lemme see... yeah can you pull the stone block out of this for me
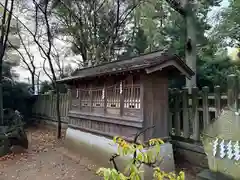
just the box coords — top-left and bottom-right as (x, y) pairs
(197, 169), (232, 180)
(64, 127), (175, 179)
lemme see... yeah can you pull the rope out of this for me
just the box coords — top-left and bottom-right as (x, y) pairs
(75, 83), (140, 91)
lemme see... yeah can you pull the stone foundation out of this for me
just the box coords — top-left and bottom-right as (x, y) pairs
(65, 127), (175, 179)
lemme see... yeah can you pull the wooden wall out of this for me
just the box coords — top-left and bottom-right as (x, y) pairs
(67, 73), (143, 140)
(141, 71), (169, 140)
(69, 74), (142, 119)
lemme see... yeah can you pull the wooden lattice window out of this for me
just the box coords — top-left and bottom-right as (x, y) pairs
(92, 88), (104, 107)
(124, 84), (140, 109)
(81, 89), (90, 107)
(106, 85), (120, 108)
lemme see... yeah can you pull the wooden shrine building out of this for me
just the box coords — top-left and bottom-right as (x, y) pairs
(58, 51), (194, 141)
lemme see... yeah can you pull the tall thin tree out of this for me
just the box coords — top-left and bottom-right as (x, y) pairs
(0, 0), (15, 125)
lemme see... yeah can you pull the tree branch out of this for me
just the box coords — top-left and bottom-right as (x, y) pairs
(16, 23), (35, 70)
(8, 40), (33, 74)
(2, 0), (14, 54)
(0, 0), (9, 52)
(42, 58), (53, 82)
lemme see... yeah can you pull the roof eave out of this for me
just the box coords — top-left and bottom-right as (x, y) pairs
(145, 58), (195, 79)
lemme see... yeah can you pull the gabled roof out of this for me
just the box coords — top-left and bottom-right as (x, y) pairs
(57, 50), (194, 83)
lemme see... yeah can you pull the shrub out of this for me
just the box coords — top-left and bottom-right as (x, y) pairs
(96, 135), (184, 180)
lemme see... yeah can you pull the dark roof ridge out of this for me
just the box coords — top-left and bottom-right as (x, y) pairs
(71, 49), (171, 76)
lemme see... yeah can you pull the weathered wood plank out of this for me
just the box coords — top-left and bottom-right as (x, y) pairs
(182, 87), (189, 138)
(202, 86), (209, 129)
(90, 86), (93, 112)
(173, 88), (181, 137)
(192, 87), (200, 141)
(227, 74), (238, 110)
(120, 81), (124, 116)
(103, 85), (107, 114)
(214, 85), (221, 117)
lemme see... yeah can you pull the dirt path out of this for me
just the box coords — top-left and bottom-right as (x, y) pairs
(0, 126), (100, 180)
(0, 125), (200, 180)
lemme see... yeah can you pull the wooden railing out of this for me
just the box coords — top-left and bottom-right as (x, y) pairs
(169, 74), (239, 143)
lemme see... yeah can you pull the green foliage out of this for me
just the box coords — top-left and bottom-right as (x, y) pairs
(40, 81), (67, 94)
(213, 0), (240, 47)
(40, 81), (53, 94)
(52, 0), (237, 90)
(96, 137), (184, 180)
(2, 81), (35, 124)
(53, 0), (135, 64)
(0, 60), (35, 125)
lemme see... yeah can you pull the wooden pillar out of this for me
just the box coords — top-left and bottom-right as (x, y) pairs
(214, 85), (221, 117)
(103, 85), (107, 114)
(202, 86), (209, 129)
(173, 88), (181, 136)
(50, 91), (53, 118)
(168, 89), (173, 136)
(78, 88), (82, 110)
(227, 74), (238, 111)
(192, 87), (200, 141)
(182, 87), (190, 138)
(67, 88), (72, 112)
(90, 86), (93, 112)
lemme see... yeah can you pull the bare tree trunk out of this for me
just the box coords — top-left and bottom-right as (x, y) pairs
(32, 0), (62, 138)
(37, 72), (40, 94)
(0, 0), (14, 125)
(31, 71), (35, 93)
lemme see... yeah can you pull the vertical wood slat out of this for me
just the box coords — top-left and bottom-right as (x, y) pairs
(90, 86), (93, 112)
(120, 82), (124, 116)
(40, 95), (43, 116)
(168, 89), (173, 135)
(62, 94), (65, 118)
(173, 88), (181, 136)
(65, 94), (68, 121)
(140, 80), (144, 120)
(202, 86), (209, 129)
(43, 96), (45, 115)
(45, 95), (48, 117)
(227, 74), (238, 110)
(60, 94), (63, 117)
(214, 85), (221, 118)
(49, 95), (52, 117)
(63, 94), (65, 118)
(182, 87), (189, 138)
(79, 89), (82, 110)
(67, 89), (72, 114)
(48, 95), (50, 117)
(44, 95), (47, 116)
(53, 95), (56, 117)
(192, 87), (200, 141)
(104, 85), (107, 113)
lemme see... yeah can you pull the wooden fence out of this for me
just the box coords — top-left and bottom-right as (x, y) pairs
(32, 74), (240, 144)
(169, 74), (239, 143)
(32, 93), (69, 123)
